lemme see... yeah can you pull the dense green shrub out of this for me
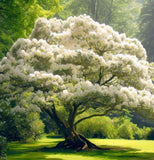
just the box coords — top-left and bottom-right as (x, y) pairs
(77, 115), (151, 140)
(0, 136), (7, 160)
(132, 126), (144, 139)
(0, 101), (44, 142)
(132, 125), (150, 140)
(113, 117), (151, 140)
(146, 128), (154, 140)
(117, 119), (140, 139)
(29, 118), (45, 141)
(117, 123), (134, 139)
(77, 116), (117, 139)
(8, 111), (45, 142)
(0, 100), (44, 159)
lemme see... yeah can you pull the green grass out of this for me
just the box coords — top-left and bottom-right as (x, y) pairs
(7, 135), (154, 160)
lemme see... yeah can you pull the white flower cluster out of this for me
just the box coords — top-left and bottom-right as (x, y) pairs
(11, 105), (26, 113)
(60, 81), (154, 111)
(104, 53), (153, 90)
(30, 15), (146, 60)
(56, 48), (106, 67)
(29, 71), (64, 88)
(0, 15), (153, 112)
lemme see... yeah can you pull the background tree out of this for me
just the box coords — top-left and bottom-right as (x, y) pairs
(0, 15), (153, 150)
(139, 0), (154, 62)
(59, 0), (142, 36)
(0, 0), (62, 59)
(37, 0), (62, 13)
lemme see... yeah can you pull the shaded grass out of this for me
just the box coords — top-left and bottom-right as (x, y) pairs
(7, 136), (154, 160)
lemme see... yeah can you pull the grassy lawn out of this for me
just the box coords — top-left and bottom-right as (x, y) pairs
(7, 135), (154, 160)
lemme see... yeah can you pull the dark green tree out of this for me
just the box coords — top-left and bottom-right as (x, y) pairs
(139, 0), (154, 62)
(0, 0), (35, 57)
(38, 0), (62, 11)
(0, 0), (62, 59)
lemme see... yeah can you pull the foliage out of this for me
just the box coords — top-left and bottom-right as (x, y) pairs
(117, 120), (135, 139)
(0, 15), (153, 149)
(0, 136), (7, 160)
(77, 116), (117, 138)
(114, 117), (151, 139)
(29, 118), (45, 141)
(40, 112), (60, 134)
(0, 31), (14, 60)
(0, 100), (44, 142)
(146, 128), (154, 140)
(0, 0), (62, 59)
(139, 0), (154, 62)
(37, 0), (62, 13)
(60, 0), (142, 37)
(77, 116), (150, 140)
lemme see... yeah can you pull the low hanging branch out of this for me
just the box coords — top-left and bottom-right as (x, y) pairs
(74, 107), (113, 126)
(76, 106), (88, 115)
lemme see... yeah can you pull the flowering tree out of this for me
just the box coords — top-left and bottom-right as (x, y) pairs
(0, 15), (154, 150)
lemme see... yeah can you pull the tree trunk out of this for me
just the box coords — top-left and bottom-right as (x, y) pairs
(55, 127), (101, 151)
(44, 105), (101, 151)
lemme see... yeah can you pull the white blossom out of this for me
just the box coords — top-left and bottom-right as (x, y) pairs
(0, 15), (153, 113)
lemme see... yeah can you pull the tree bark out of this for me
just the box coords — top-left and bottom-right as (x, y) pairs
(55, 127), (101, 151)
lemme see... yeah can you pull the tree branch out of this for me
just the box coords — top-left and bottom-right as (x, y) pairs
(96, 67), (102, 84)
(68, 103), (79, 128)
(74, 107), (113, 126)
(75, 97), (98, 115)
(101, 75), (115, 86)
(76, 106), (88, 115)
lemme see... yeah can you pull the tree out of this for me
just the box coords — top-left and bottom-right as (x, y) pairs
(0, 15), (154, 150)
(60, 0), (141, 36)
(0, 0), (62, 59)
(139, 0), (154, 62)
(37, 0), (62, 12)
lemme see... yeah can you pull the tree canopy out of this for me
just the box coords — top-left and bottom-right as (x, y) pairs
(0, 15), (154, 150)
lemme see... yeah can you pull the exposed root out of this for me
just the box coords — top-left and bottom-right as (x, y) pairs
(54, 134), (102, 151)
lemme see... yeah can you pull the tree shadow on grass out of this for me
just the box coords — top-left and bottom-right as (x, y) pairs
(7, 140), (65, 160)
(46, 135), (63, 138)
(8, 140), (154, 160)
(8, 140), (61, 155)
(8, 152), (64, 160)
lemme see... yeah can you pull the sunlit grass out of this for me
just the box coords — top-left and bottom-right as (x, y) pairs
(90, 139), (154, 153)
(7, 135), (154, 160)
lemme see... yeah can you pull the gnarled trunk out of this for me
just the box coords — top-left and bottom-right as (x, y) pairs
(44, 104), (101, 151)
(55, 127), (101, 151)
